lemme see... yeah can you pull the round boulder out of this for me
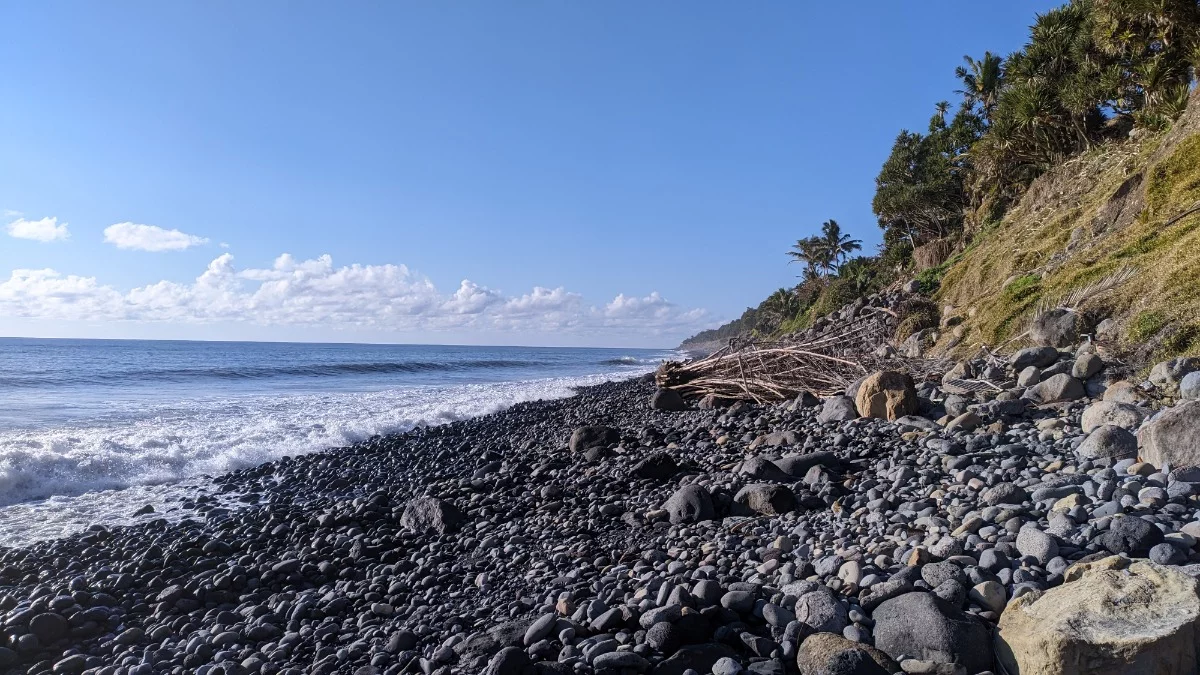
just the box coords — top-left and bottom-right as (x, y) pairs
(663, 484), (715, 524)
(1139, 401), (1200, 469)
(872, 592), (991, 673)
(796, 632), (897, 675)
(854, 371), (918, 421)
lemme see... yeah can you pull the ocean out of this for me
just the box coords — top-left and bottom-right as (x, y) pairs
(0, 337), (673, 546)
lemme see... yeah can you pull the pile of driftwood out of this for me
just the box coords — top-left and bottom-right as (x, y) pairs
(657, 320), (945, 403)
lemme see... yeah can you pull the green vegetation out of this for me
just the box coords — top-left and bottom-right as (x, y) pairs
(683, 0), (1200, 358)
(1129, 310), (1168, 342)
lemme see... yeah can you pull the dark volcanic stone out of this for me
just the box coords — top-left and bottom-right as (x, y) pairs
(633, 453), (681, 480)
(1094, 515), (1165, 555)
(569, 425), (620, 453)
(872, 592), (992, 673)
(664, 484), (715, 524)
(650, 388), (688, 411)
(29, 613), (68, 644)
(400, 497), (466, 534)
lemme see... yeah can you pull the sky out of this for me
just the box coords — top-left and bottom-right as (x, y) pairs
(0, 1), (1061, 347)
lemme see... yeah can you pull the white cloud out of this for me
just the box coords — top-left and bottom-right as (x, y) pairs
(3, 209), (24, 218)
(6, 216), (70, 242)
(103, 222), (209, 251)
(0, 253), (709, 340)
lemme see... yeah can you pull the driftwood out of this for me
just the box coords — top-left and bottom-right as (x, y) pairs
(658, 319), (948, 403)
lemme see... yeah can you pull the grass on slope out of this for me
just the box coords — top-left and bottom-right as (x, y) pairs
(936, 131), (1200, 360)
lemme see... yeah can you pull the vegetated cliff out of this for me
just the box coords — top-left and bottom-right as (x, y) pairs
(683, 86), (1200, 368)
(934, 85), (1200, 365)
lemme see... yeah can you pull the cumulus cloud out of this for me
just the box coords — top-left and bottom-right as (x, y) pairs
(103, 222), (209, 251)
(6, 216), (70, 242)
(0, 253), (709, 339)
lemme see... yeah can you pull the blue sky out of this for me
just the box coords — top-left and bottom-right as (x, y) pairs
(0, 1), (1060, 347)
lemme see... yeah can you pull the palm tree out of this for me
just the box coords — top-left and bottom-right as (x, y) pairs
(955, 52), (1004, 122)
(820, 220), (862, 272)
(761, 288), (802, 325)
(786, 236), (824, 277)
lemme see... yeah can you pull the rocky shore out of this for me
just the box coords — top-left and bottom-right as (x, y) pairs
(2, 347), (1200, 675)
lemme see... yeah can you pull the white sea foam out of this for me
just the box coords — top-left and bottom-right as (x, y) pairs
(0, 369), (647, 545)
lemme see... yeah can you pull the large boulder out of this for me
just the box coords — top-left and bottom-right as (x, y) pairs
(650, 388), (688, 411)
(1149, 357), (1200, 391)
(736, 457), (792, 482)
(401, 497), (466, 534)
(854, 371), (918, 421)
(732, 484), (796, 516)
(663, 485), (715, 524)
(1031, 308), (1082, 347)
(1023, 373), (1085, 404)
(1139, 401), (1200, 469)
(817, 396), (859, 424)
(1011, 346), (1060, 370)
(1093, 515), (1164, 555)
(774, 451), (839, 478)
(1081, 400), (1147, 433)
(872, 592), (992, 673)
(796, 633), (897, 675)
(568, 426), (620, 453)
(1075, 424), (1138, 461)
(1182, 371), (1200, 401)
(793, 588), (849, 634)
(996, 557), (1200, 675)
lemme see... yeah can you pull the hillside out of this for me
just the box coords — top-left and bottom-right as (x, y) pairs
(934, 85), (1200, 365)
(682, 0), (1200, 369)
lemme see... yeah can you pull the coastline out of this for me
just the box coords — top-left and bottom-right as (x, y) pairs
(3, 355), (1199, 675)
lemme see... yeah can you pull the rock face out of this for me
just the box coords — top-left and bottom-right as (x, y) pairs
(1139, 401), (1200, 469)
(650, 388), (688, 411)
(796, 633), (897, 675)
(996, 557), (1200, 675)
(854, 371), (917, 422)
(872, 592), (991, 673)
(400, 497), (466, 534)
(568, 425), (619, 453)
(663, 484), (715, 524)
(817, 396), (859, 423)
(1031, 308), (1081, 348)
(1081, 401), (1147, 432)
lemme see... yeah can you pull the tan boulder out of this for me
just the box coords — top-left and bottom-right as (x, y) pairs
(854, 371), (918, 421)
(996, 556), (1200, 675)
